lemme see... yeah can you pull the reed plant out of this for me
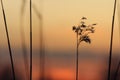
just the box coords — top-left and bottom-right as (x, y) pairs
(0, 0), (15, 80)
(72, 17), (96, 80)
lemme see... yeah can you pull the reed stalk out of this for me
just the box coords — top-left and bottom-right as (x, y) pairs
(32, 4), (45, 79)
(107, 0), (117, 80)
(30, 0), (32, 80)
(1, 0), (15, 80)
(20, 0), (29, 80)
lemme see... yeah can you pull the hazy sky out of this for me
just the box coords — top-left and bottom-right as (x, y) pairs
(0, 0), (120, 55)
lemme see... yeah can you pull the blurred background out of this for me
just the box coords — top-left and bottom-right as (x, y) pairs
(0, 0), (120, 80)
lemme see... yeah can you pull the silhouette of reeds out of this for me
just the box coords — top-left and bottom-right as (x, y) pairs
(0, 0), (16, 80)
(72, 17), (96, 80)
(30, 0), (32, 79)
(21, 0), (44, 79)
(107, 0), (117, 80)
(20, 0), (29, 80)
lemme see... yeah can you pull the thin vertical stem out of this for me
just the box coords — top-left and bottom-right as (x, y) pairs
(39, 15), (45, 79)
(32, 4), (45, 79)
(0, 0), (15, 80)
(114, 61), (120, 80)
(20, 15), (29, 80)
(108, 0), (117, 80)
(76, 32), (78, 80)
(30, 0), (32, 80)
(20, 0), (29, 79)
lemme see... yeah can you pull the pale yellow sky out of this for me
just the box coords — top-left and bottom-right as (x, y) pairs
(0, 0), (120, 54)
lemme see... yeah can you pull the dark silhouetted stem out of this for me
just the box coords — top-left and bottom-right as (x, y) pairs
(1, 0), (16, 80)
(76, 32), (79, 80)
(30, 0), (32, 80)
(108, 0), (117, 80)
(114, 61), (120, 80)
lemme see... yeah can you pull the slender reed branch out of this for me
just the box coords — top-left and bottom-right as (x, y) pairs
(20, 0), (29, 80)
(114, 61), (120, 80)
(20, 18), (29, 80)
(30, 0), (32, 80)
(32, 4), (42, 19)
(0, 0), (16, 80)
(32, 4), (45, 79)
(108, 0), (117, 80)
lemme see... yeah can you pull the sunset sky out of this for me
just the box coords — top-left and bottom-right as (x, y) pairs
(0, 0), (120, 80)
(0, 0), (120, 52)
